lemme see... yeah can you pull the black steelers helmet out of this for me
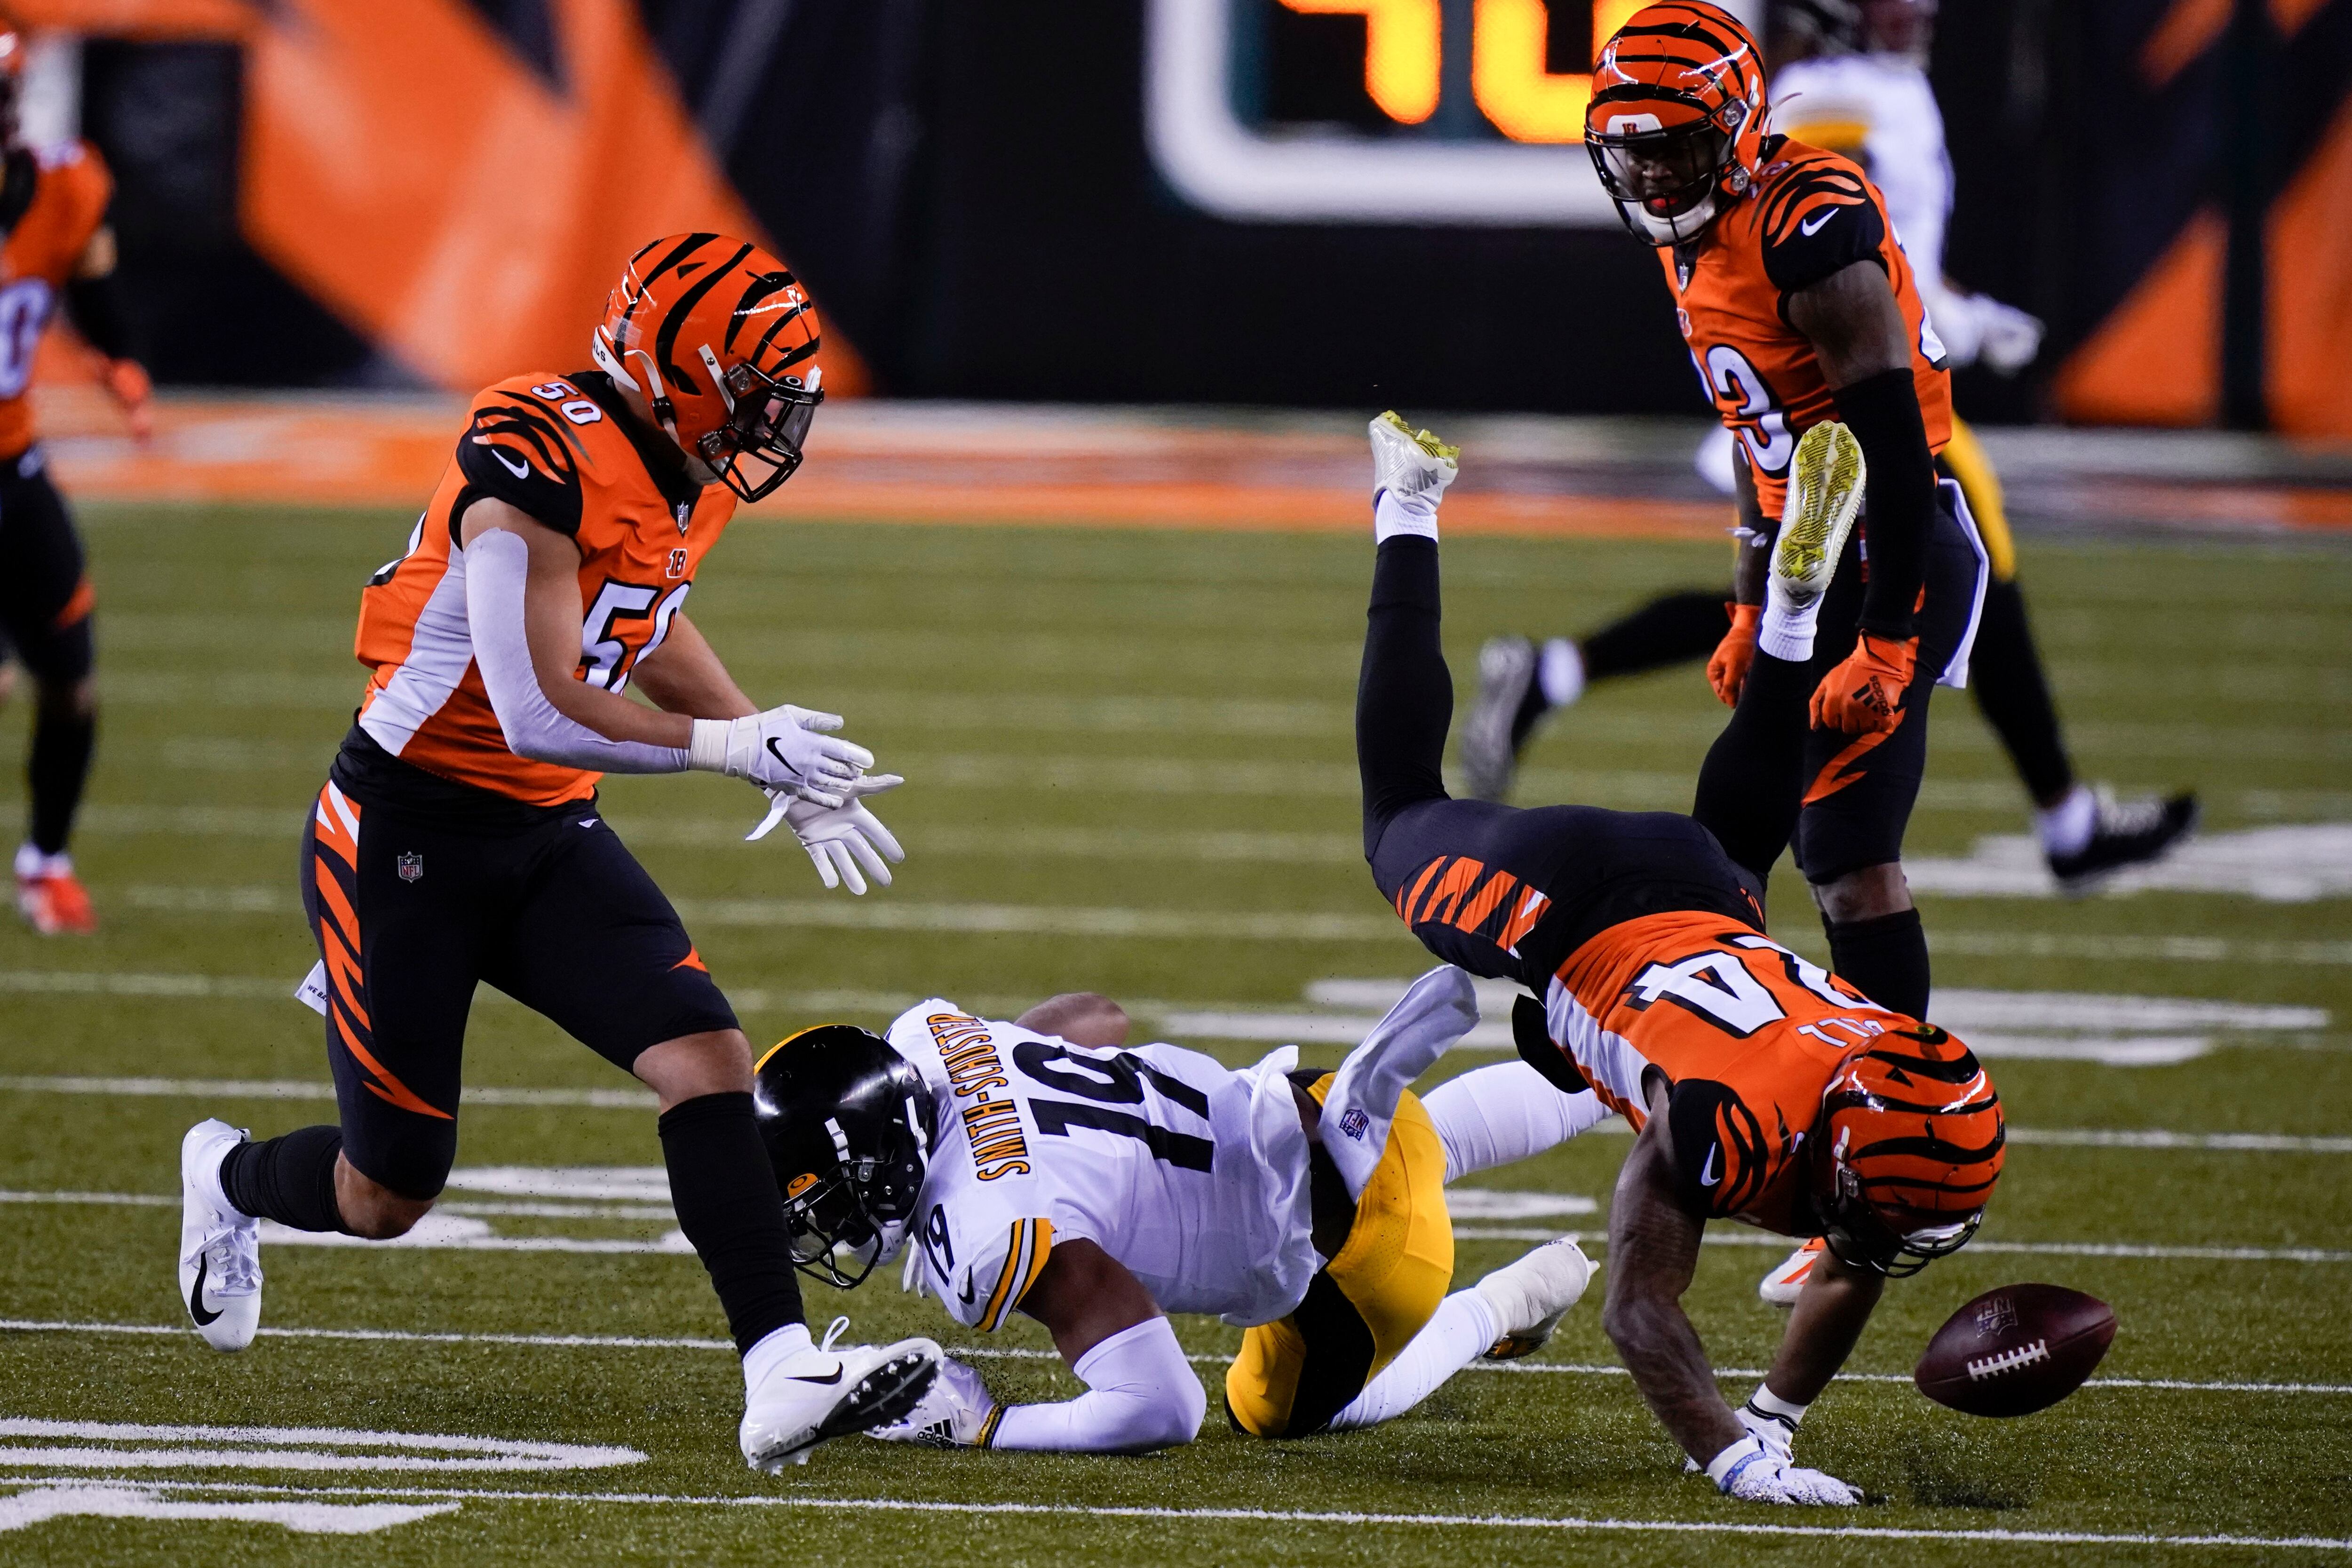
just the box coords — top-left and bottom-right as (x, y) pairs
(751, 1024), (935, 1289)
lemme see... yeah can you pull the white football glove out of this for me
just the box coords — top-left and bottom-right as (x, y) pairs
(1972, 295), (2046, 375)
(866, 1355), (1000, 1448)
(689, 704), (872, 807)
(1705, 1434), (1861, 1506)
(748, 773), (905, 895)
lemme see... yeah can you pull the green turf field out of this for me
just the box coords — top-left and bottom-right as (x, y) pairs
(0, 504), (2347, 1563)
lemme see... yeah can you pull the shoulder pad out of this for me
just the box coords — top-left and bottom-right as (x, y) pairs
(455, 393), (587, 536)
(1755, 150), (1885, 295)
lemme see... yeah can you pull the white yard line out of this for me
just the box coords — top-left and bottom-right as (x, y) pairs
(6, 1189), (2343, 1262)
(8, 1319), (2348, 1397)
(0, 1473), (2341, 1551)
(9, 1074), (2352, 1154)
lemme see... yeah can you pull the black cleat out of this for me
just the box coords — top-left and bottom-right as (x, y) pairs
(2048, 789), (2200, 895)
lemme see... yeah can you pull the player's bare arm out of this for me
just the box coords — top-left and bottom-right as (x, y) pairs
(1764, 1238), (1884, 1404)
(1012, 992), (1131, 1047)
(630, 612), (756, 722)
(1783, 258), (1914, 388)
(458, 497), (697, 751)
(1017, 1237), (1163, 1365)
(1601, 1073), (1745, 1464)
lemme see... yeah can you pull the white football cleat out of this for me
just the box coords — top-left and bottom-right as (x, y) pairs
(741, 1322), (942, 1472)
(178, 1119), (262, 1352)
(1369, 410), (1460, 506)
(1771, 421), (1865, 611)
(866, 1355), (1002, 1449)
(1477, 1237), (1593, 1361)
(1758, 1236), (1828, 1309)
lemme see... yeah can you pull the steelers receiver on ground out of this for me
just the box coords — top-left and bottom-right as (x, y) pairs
(1356, 409), (2004, 1503)
(174, 233), (939, 1472)
(749, 975), (1607, 1453)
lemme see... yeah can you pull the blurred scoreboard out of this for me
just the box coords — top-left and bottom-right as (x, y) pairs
(1146, 0), (1759, 225)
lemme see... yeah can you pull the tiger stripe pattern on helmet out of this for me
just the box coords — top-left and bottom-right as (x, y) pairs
(1822, 1025), (2007, 1220)
(593, 231), (826, 502)
(1585, 2), (1770, 245)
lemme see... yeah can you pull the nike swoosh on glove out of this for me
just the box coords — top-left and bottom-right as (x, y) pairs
(749, 774), (906, 895)
(1809, 632), (1917, 734)
(866, 1355), (1000, 1448)
(690, 704), (873, 806)
(1705, 1434), (1861, 1505)
(1708, 603), (1760, 708)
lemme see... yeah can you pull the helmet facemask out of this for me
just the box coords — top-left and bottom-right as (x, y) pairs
(778, 1103), (927, 1289)
(1586, 100), (1751, 247)
(1817, 1142), (1983, 1277)
(695, 350), (824, 504)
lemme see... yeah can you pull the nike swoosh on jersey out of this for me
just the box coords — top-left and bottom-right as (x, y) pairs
(1799, 209), (1836, 237)
(1700, 1143), (1722, 1187)
(492, 447), (531, 479)
(188, 1253), (223, 1326)
(958, 1273), (977, 1307)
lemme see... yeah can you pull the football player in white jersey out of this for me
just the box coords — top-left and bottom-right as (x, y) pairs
(1463, 0), (2195, 898)
(750, 970), (1606, 1452)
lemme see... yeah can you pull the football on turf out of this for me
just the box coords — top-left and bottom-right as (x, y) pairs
(1915, 1284), (2117, 1417)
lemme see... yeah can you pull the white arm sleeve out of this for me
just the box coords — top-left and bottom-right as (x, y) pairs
(1423, 1061), (1615, 1184)
(988, 1317), (1205, 1454)
(464, 529), (691, 774)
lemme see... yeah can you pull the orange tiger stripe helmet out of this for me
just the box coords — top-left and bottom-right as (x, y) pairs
(1814, 1025), (2005, 1276)
(1584, 1), (1769, 246)
(590, 232), (825, 502)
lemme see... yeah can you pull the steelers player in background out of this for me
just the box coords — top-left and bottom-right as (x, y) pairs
(752, 975), (1601, 1454)
(173, 234), (943, 1473)
(1356, 409), (2004, 1504)
(1464, 0), (2196, 895)
(0, 28), (155, 934)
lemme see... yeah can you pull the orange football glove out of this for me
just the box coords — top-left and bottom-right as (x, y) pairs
(1810, 631), (1918, 733)
(104, 358), (154, 444)
(1707, 602), (1760, 708)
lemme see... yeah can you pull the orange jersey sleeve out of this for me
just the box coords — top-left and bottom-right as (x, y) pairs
(353, 371), (738, 806)
(1662, 137), (1952, 522)
(1542, 909), (1916, 1233)
(0, 141), (115, 455)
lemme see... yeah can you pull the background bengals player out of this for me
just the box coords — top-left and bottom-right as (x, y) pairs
(172, 234), (941, 1473)
(0, 29), (154, 935)
(1578, 0), (1982, 1023)
(1356, 411), (2003, 1505)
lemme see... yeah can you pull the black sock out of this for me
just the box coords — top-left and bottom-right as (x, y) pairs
(1581, 590), (1729, 682)
(28, 707), (94, 855)
(659, 1091), (806, 1356)
(1824, 908), (1930, 1018)
(219, 1124), (354, 1234)
(1691, 652), (1819, 881)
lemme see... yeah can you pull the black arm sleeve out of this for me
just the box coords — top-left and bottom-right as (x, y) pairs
(1357, 536), (1453, 857)
(1833, 366), (1936, 638)
(64, 271), (135, 361)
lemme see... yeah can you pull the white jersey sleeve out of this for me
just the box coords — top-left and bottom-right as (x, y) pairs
(886, 1000), (1319, 1333)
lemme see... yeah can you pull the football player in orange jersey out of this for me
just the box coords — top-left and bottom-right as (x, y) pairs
(0, 30), (155, 934)
(1461, 0), (2197, 898)
(174, 234), (941, 1472)
(1562, 0), (1986, 1028)
(1358, 412), (2002, 1504)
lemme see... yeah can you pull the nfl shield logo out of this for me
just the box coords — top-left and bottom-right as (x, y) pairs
(1337, 1107), (1369, 1141)
(396, 851), (424, 883)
